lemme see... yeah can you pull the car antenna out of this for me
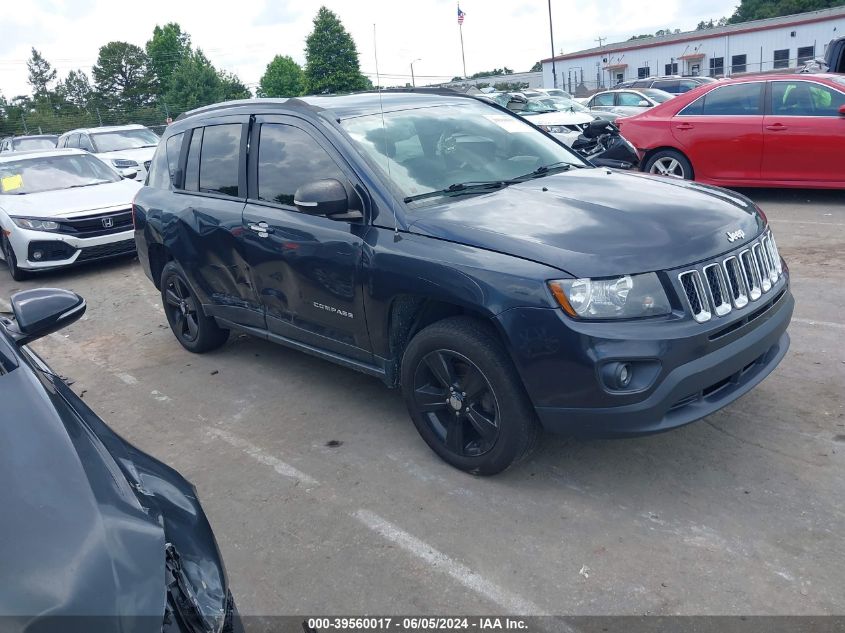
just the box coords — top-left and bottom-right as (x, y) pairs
(373, 23), (400, 240)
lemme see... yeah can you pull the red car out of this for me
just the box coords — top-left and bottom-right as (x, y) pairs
(617, 74), (845, 189)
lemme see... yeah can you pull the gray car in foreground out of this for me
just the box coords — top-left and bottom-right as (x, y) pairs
(0, 288), (239, 633)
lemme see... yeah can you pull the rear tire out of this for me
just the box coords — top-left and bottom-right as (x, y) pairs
(645, 149), (693, 180)
(2, 235), (28, 282)
(400, 316), (540, 475)
(160, 262), (228, 353)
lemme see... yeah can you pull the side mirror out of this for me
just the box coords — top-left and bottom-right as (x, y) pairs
(120, 168), (138, 180)
(6, 288), (86, 346)
(293, 179), (350, 218)
(638, 100), (651, 107)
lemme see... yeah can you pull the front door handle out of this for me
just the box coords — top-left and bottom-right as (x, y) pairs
(766, 123), (788, 131)
(675, 122), (694, 130)
(248, 221), (274, 236)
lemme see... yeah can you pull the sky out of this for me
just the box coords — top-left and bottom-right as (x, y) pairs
(1, 0), (739, 98)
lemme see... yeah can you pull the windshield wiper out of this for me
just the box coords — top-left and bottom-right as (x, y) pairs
(66, 180), (111, 189)
(404, 180), (507, 203)
(511, 161), (577, 182)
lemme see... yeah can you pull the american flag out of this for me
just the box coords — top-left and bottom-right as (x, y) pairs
(457, 5), (465, 25)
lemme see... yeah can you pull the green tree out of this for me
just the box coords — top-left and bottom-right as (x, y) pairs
(92, 41), (153, 111)
(146, 23), (192, 92)
(530, 61), (542, 72)
(57, 70), (93, 109)
(218, 70), (252, 100)
(26, 48), (57, 103)
(304, 7), (369, 94)
(729, 0), (844, 23)
(258, 55), (305, 97)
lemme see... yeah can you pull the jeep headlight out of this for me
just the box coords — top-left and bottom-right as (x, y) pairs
(111, 159), (139, 168)
(12, 218), (60, 231)
(548, 273), (671, 319)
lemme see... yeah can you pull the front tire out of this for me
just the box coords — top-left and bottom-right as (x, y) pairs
(160, 262), (229, 353)
(645, 149), (693, 180)
(401, 316), (540, 475)
(2, 235), (28, 281)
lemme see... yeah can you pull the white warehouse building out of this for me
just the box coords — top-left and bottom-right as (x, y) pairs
(542, 6), (845, 96)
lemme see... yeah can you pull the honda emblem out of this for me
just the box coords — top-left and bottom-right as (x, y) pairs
(102, 217), (114, 228)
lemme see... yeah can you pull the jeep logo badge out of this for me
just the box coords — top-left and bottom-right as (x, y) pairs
(102, 217), (114, 228)
(726, 229), (745, 243)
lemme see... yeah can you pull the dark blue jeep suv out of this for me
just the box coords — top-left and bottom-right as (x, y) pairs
(133, 92), (792, 475)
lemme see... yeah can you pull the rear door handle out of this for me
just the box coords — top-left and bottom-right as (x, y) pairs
(248, 221), (274, 236)
(766, 123), (788, 131)
(675, 122), (694, 130)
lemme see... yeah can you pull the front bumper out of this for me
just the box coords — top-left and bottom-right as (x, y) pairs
(8, 227), (136, 271)
(496, 280), (793, 437)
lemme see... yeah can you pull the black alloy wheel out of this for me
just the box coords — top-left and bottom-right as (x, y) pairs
(164, 274), (201, 343)
(160, 261), (229, 353)
(412, 349), (500, 458)
(401, 316), (540, 475)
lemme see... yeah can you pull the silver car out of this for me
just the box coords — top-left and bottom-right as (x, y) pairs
(585, 88), (674, 117)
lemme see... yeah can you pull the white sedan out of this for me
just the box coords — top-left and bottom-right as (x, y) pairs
(0, 149), (142, 280)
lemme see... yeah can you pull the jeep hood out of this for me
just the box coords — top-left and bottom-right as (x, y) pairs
(407, 168), (765, 277)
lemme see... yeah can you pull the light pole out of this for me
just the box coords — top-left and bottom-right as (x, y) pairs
(410, 58), (422, 87)
(548, 0), (557, 88)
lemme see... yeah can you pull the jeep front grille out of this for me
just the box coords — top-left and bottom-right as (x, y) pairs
(678, 229), (783, 324)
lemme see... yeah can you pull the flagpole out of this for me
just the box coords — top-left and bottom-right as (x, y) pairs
(459, 23), (467, 78)
(458, 3), (467, 78)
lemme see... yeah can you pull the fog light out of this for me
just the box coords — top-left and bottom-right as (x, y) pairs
(601, 361), (634, 390)
(32, 250), (43, 260)
(618, 363), (632, 387)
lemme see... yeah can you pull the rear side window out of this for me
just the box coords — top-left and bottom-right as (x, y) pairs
(79, 135), (94, 152)
(592, 93), (614, 107)
(198, 124), (241, 196)
(147, 132), (183, 189)
(617, 92), (646, 106)
(680, 83), (763, 116)
(653, 80), (679, 93)
(257, 124), (345, 207)
(184, 128), (203, 191)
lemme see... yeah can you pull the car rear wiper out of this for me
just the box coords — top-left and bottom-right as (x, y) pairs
(404, 180), (508, 203)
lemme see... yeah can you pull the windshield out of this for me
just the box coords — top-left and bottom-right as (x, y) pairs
(0, 154), (120, 194)
(341, 101), (585, 203)
(641, 89), (674, 103)
(521, 99), (557, 113)
(538, 96), (589, 113)
(91, 128), (159, 152)
(544, 89), (572, 98)
(14, 137), (58, 151)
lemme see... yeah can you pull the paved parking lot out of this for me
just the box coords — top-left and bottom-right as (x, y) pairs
(2, 188), (843, 617)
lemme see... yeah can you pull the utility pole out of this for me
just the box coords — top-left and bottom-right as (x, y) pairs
(410, 58), (421, 87)
(21, 114), (28, 134)
(547, 0), (557, 88)
(595, 36), (607, 47)
(595, 37), (607, 89)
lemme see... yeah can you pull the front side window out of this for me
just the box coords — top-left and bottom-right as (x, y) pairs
(257, 124), (345, 207)
(641, 89), (673, 103)
(198, 124), (241, 197)
(78, 135), (94, 152)
(90, 128), (159, 153)
(731, 54), (747, 74)
(341, 101), (584, 204)
(653, 80), (680, 93)
(771, 81), (845, 116)
(0, 154), (120, 195)
(617, 92), (646, 107)
(773, 49), (790, 69)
